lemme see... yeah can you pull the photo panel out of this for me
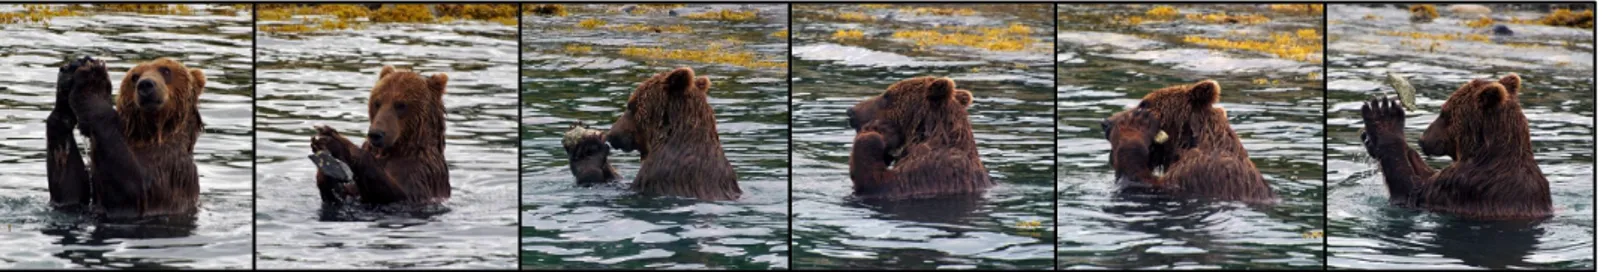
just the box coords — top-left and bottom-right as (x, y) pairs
(1054, 3), (1327, 269)
(0, 4), (254, 269)
(789, 3), (1056, 270)
(518, 4), (791, 270)
(252, 4), (519, 269)
(1324, 3), (1595, 269)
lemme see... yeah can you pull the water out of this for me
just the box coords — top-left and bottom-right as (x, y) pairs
(0, 5), (254, 269)
(1055, 4), (1327, 269)
(252, 12), (520, 269)
(519, 4), (791, 269)
(1325, 4), (1595, 269)
(789, 4), (1056, 270)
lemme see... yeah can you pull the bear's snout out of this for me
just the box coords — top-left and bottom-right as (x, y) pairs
(136, 78), (164, 107)
(367, 130), (387, 149)
(847, 108), (860, 130)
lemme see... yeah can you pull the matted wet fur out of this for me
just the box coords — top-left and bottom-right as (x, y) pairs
(1101, 80), (1275, 203)
(1361, 74), (1551, 220)
(847, 77), (993, 199)
(310, 65), (450, 205)
(46, 56), (204, 218)
(605, 67), (741, 200)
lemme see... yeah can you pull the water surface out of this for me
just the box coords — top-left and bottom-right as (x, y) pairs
(0, 4), (254, 269)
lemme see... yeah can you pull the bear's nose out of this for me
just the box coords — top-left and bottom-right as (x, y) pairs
(846, 108), (859, 129)
(368, 131), (386, 144)
(1100, 118), (1111, 138)
(136, 79), (156, 94)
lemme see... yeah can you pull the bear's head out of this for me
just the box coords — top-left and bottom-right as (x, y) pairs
(1420, 74), (1528, 160)
(117, 58), (204, 114)
(367, 65), (447, 156)
(1103, 108), (1166, 182)
(1103, 80), (1224, 163)
(846, 76), (975, 163)
(606, 67), (714, 157)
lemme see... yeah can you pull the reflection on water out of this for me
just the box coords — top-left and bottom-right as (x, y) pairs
(520, 4), (790, 270)
(1056, 4), (1327, 270)
(252, 6), (519, 269)
(790, 4), (1056, 270)
(0, 4), (253, 269)
(1325, 4), (1594, 269)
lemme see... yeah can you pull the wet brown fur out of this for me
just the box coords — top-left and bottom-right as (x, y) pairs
(1102, 80), (1275, 203)
(605, 67), (741, 200)
(1362, 74), (1551, 220)
(847, 77), (993, 199)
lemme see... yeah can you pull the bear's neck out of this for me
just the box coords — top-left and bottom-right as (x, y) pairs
(118, 106), (199, 146)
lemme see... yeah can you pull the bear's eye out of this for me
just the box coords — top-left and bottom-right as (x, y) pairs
(1137, 101), (1150, 108)
(394, 102), (408, 112)
(159, 67), (171, 77)
(625, 100), (637, 112)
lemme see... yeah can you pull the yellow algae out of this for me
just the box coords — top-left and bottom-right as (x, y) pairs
(524, 4), (568, 17)
(858, 4), (891, 9)
(890, 23), (1036, 52)
(1409, 5), (1438, 22)
(578, 18), (605, 29)
(610, 23), (691, 33)
(832, 29), (865, 41)
(835, 11), (875, 22)
(436, 4), (516, 24)
(1465, 17), (1494, 28)
(97, 4), (192, 15)
(628, 4), (685, 15)
(771, 28), (787, 38)
(900, 7), (975, 16)
(0, 5), (84, 25)
(1378, 30), (1490, 43)
(1362, 14), (1379, 21)
(1186, 12), (1269, 25)
(1535, 9), (1594, 28)
(371, 4), (433, 23)
(1145, 5), (1178, 18)
(1269, 4), (1323, 14)
(683, 9), (759, 22)
(564, 44), (592, 54)
(618, 44), (784, 69)
(1182, 30), (1323, 63)
(1296, 28), (1319, 39)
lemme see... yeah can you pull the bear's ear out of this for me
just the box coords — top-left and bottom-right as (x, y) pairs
(189, 69), (206, 96)
(954, 89), (973, 107)
(665, 67), (695, 94)
(694, 76), (711, 93)
(1189, 80), (1221, 106)
(927, 77), (956, 101)
(1498, 73), (1522, 95)
(1480, 84), (1508, 108)
(426, 73), (448, 95)
(380, 65), (396, 80)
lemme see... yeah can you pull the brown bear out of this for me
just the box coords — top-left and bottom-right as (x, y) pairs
(604, 67), (741, 200)
(1100, 80), (1275, 203)
(310, 65), (451, 205)
(1361, 74), (1551, 220)
(46, 56), (205, 219)
(846, 77), (993, 199)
